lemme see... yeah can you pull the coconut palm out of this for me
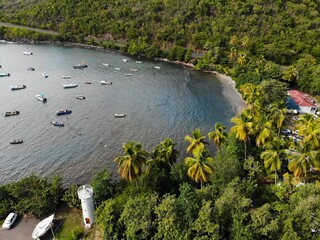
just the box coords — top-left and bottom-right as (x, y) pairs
(114, 142), (148, 188)
(229, 35), (237, 46)
(228, 48), (238, 62)
(237, 53), (247, 65)
(208, 122), (227, 151)
(185, 128), (208, 154)
(254, 114), (275, 147)
(241, 36), (250, 48)
(184, 147), (214, 188)
(270, 107), (289, 136)
(231, 114), (254, 159)
(298, 120), (320, 148)
(282, 65), (298, 82)
(260, 137), (287, 184)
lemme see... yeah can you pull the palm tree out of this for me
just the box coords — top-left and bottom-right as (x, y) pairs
(229, 35), (237, 46)
(184, 147), (214, 188)
(282, 65), (298, 82)
(241, 36), (250, 48)
(231, 114), (254, 159)
(260, 137), (287, 184)
(298, 120), (320, 148)
(270, 107), (289, 136)
(254, 115), (275, 147)
(185, 128), (208, 154)
(114, 142), (148, 188)
(237, 53), (247, 65)
(208, 122), (227, 151)
(228, 47), (238, 62)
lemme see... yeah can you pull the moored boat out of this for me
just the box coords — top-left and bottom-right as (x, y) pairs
(114, 67), (121, 71)
(23, 51), (33, 55)
(63, 84), (78, 89)
(76, 95), (86, 100)
(35, 94), (47, 102)
(115, 113), (126, 118)
(73, 63), (88, 69)
(32, 214), (54, 240)
(102, 63), (110, 66)
(101, 81), (112, 85)
(10, 139), (23, 144)
(51, 121), (64, 127)
(85, 81), (92, 84)
(56, 109), (72, 115)
(62, 75), (71, 79)
(0, 72), (10, 77)
(10, 85), (26, 90)
(122, 59), (128, 62)
(27, 67), (35, 71)
(130, 68), (138, 72)
(42, 72), (48, 78)
(125, 73), (132, 76)
(154, 66), (161, 69)
(136, 61), (142, 64)
(5, 111), (20, 117)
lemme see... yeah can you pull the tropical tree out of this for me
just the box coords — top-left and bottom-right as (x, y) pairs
(270, 107), (289, 136)
(228, 47), (238, 62)
(231, 114), (254, 159)
(241, 36), (249, 48)
(237, 53), (247, 65)
(298, 119), (320, 148)
(185, 128), (208, 154)
(254, 114), (275, 147)
(184, 147), (214, 188)
(208, 122), (228, 151)
(260, 137), (287, 184)
(114, 142), (148, 188)
(229, 35), (237, 46)
(282, 65), (298, 82)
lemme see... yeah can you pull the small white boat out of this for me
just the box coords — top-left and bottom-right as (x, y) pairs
(125, 73), (132, 76)
(122, 59), (128, 62)
(136, 61), (142, 64)
(114, 68), (121, 71)
(35, 94), (47, 102)
(62, 75), (71, 79)
(115, 113), (126, 118)
(76, 95), (86, 100)
(32, 214), (54, 239)
(102, 63), (110, 66)
(154, 66), (161, 69)
(51, 121), (64, 127)
(23, 51), (33, 55)
(42, 72), (48, 78)
(10, 85), (26, 90)
(63, 84), (78, 89)
(101, 81), (112, 85)
(130, 68), (138, 72)
(0, 72), (10, 77)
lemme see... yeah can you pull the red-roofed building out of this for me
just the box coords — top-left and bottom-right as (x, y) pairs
(287, 90), (317, 114)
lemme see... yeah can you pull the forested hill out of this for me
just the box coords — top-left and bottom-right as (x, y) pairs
(1, 0), (320, 94)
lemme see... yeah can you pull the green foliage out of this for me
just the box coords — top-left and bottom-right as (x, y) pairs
(90, 169), (115, 206)
(62, 185), (81, 209)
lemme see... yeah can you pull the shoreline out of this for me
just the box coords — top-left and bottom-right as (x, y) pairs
(1, 39), (246, 114)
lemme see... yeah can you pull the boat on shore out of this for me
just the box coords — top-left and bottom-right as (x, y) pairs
(10, 85), (26, 90)
(56, 109), (72, 115)
(23, 51), (33, 55)
(27, 67), (35, 71)
(62, 75), (71, 79)
(0, 73), (10, 77)
(5, 111), (20, 117)
(32, 214), (54, 240)
(76, 95), (86, 100)
(10, 139), (23, 144)
(51, 121), (64, 127)
(115, 113), (126, 118)
(101, 81), (112, 85)
(63, 84), (78, 89)
(35, 94), (47, 102)
(42, 72), (48, 78)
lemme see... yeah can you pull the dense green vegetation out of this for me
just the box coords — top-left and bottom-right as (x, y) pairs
(1, 0), (320, 94)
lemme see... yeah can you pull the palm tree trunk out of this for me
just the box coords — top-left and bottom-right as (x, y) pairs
(274, 170), (277, 185)
(244, 141), (247, 160)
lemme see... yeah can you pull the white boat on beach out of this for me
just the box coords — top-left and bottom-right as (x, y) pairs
(63, 84), (78, 89)
(101, 81), (112, 85)
(23, 51), (33, 55)
(42, 72), (48, 78)
(32, 214), (54, 240)
(35, 94), (47, 102)
(62, 75), (71, 79)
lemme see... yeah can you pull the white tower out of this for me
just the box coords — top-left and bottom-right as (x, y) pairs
(77, 185), (95, 228)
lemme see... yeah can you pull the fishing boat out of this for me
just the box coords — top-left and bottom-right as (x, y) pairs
(10, 85), (26, 90)
(35, 94), (47, 102)
(23, 51), (33, 55)
(154, 66), (161, 69)
(51, 121), (64, 127)
(122, 59), (128, 62)
(114, 68), (121, 71)
(27, 67), (35, 71)
(5, 111), (20, 117)
(130, 68), (138, 72)
(0, 73), (10, 77)
(76, 95), (86, 100)
(125, 73), (132, 76)
(42, 72), (48, 78)
(115, 113), (126, 118)
(56, 109), (72, 115)
(136, 61), (142, 64)
(101, 81), (112, 85)
(73, 61), (88, 69)
(102, 63), (110, 66)
(61, 75), (71, 79)
(10, 139), (23, 144)
(63, 84), (78, 89)
(32, 214), (54, 240)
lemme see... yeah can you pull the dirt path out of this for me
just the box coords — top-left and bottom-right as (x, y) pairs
(0, 22), (60, 35)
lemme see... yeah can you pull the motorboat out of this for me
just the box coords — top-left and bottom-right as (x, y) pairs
(85, 81), (92, 84)
(5, 111), (20, 117)
(35, 94), (47, 102)
(101, 81), (112, 85)
(125, 73), (132, 76)
(122, 59), (128, 62)
(102, 63), (110, 66)
(76, 95), (86, 100)
(130, 68), (138, 72)
(0, 72), (10, 77)
(115, 113), (126, 118)
(63, 84), (78, 89)
(23, 51), (33, 55)
(73, 63), (88, 69)
(136, 61), (142, 64)
(56, 109), (72, 115)
(114, 68), (121, 71)
(51, 121), (64, 127)
(10, 139), (23, 144)
(32, 214), (54, 240)
(62, 75), (71, 79)
(42, 72), (48, 78)
(10, 85), (26, 90)
(154, 66), (161, 69)
(27, 67), (35, 71)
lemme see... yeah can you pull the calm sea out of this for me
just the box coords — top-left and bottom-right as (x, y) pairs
(0, 43), (235, 185)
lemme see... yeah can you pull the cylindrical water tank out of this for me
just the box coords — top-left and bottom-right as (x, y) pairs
(77, 185), (95, 228)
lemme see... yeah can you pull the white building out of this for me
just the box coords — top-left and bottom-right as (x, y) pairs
(77, 185), (95, 228)
(287, 90), (317, 114)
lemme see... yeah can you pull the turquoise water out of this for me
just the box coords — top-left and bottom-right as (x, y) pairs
(0, 43), (235, 185)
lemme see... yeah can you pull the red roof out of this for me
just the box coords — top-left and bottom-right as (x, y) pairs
(288, 90), (316, 107)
